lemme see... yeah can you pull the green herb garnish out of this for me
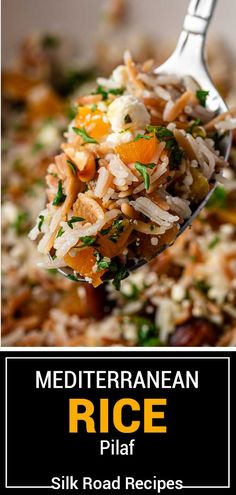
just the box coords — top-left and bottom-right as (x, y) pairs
(32, 141), (44, 154)
(187, 118), (201, 134)
(135, 162), (155, 190)
(56, 68), (95, 97)
(196, 90), (209, 107)
(95, 86), (124, 100)
(80, 236), (97, 246)
(66, 104), (78, 120)
(195, 279), (210, 294)
(133, 133), (152, 142)
(66, 159), (77, 175)
(146, 125), (173, 140)
(112, 265), (129, 290)
(132, 316), (161, 347)
(67, 216), (85, 229)
(100, 226), (112, 236)
(67, 273), (81, 282)
(11, 211), (29, 235)
(73, 126), (98, 144)
(95, 252), (111, 271)
(169, 147), (184, 169)
(208, 236), (220, 249)
(56, 227), (64, 238)
(52, 180), (66, 206)
(42, 34), (60, 49)
(206, 186), (227, 209)
(109, 219), (124, 243)
(38, 215), (44, 232)
(113, 268), (129, 290)
(121, 283), (141, 301)
(47, 268), (58, 275)
(146, 125), (183, 169)
(91, 104), (98, 112)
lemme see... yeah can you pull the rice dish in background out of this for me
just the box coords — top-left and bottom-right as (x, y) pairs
(2, 1), (236, 346)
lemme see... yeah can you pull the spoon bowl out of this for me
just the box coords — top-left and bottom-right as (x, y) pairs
(56, 0), (232, 284)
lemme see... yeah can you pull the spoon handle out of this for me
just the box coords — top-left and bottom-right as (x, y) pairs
(166, 0), (218, 75)
(184, 0), (218, 36)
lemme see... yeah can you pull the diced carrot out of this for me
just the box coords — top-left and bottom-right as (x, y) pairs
(64, 247), (106, 287)
(75, 107), (110, 140)
(115, 134), (159, 164)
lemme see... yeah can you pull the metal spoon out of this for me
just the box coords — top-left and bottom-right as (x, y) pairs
(57, 0), (232, 283)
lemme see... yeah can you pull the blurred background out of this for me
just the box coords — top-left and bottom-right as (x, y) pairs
(2, 0), (236, 347)
(2, 0), (236, 63)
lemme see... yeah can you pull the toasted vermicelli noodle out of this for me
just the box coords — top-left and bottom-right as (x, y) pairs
(30, 51), (236, 287)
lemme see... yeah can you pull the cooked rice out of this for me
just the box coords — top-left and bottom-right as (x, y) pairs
(2, 26), (236, 348)
(29, 51), (236, 288)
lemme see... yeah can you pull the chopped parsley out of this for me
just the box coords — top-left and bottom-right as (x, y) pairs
(196, 89), (209, 107)
(52, 180), (66, 206)
(56, 227), (64, 238)
(135, 161), (155, 190)
(66, 159), (77, 175)
(95, 85), (124, 100)
(113, 268), (129, 290)
(38, 215), (44, 232)
(146, 125), (173, 141)
(132, 316), (161, 347)
(32, 141), (44, 154)
(47, 268), (58, 275)
(80, 236), (97, 246)
(206, 186), (227, 209)
(66, 104), (78, 120)
(100, 226), (112, 236)
(194, 279), (210, 294)
(133, 133), (152, 142)
(187, 118), (201, 134)
(56, 68), (95, 97)
(91, 104), (98, 112)
(67, 216), (85, 229)
(146, 125), (183, 169)
(73, 127), (98, 144)
(169, 146), (184, 169)
(121, 283), (141, 301)
(95, 252), (111, 271)
(111, 264), (129, 290)
(66, 273), (81, 282)
(11, 211), (29, 235)
(109, 219), (124, 243)
(208, 236), (220, 249)
(42, 34), (60, 49)
(101, 218), (126, 242)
